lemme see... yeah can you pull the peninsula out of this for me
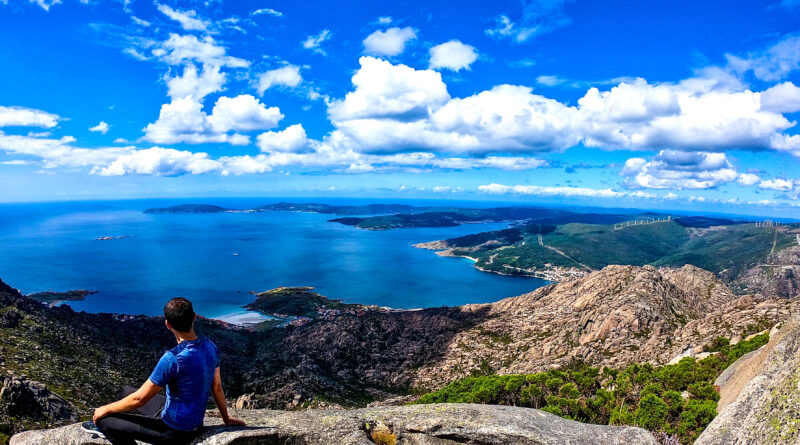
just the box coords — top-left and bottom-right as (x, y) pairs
(415, 219), (800, 298)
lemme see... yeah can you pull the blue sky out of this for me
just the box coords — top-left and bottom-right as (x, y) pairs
(1, 0), (800, 216)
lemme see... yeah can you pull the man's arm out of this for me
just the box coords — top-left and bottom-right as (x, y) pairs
(93, 380), (162, 423)
(211, 367), (245, 426)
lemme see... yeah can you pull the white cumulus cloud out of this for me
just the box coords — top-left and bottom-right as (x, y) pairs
(95, 147), (219, 176)
(143, 94), (281, 145)
(620, 150), (739, 189)
(328, 57), (450, 123)
(738, 173), (761, 186)
(256, 124), (309, 153)
(89, 121), (110, 134)
(760, 81), (800, 113)
(0, 106), (59, 128)
(207, 95), (283, 132)
(759, 178), (795, 191)
(325, 57), (800, 157)
(429, 40), (478, 72)
(0, 131), (129, 168)
(256, 65), (302, 95)
(362, 27), (416, 57)
(165, 63), (226, 101)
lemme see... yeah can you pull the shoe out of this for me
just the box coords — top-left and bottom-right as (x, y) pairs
(81, 421), (106, 439)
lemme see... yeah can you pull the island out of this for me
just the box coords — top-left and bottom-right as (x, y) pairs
(144, 204), (229, 214)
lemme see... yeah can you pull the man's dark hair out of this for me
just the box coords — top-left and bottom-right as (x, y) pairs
(164, 297), (195, 332)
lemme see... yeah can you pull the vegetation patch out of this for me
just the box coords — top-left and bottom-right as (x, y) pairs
(245, 287), (364, 319)
(414, 334), (769, 444)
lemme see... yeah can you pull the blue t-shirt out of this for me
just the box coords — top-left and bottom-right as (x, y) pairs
(148, 337), (219, 431)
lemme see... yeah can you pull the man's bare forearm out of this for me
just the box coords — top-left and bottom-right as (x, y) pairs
(212, 386), (231, 422)
(94, 380), (163, 423)
(105, 392), (145, 414)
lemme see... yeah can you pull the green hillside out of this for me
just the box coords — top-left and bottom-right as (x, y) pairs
(654, 225), (796, 276)
(471, 221), (690, 274)
(433, 221), (798, 283)
(545, 222), (690, 269)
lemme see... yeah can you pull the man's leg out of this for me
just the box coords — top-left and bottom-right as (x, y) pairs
(96, 412), (196, 445)
(118, 386), (167, 418)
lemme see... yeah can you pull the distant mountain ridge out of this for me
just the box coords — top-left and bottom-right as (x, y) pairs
(143, 202), (423, 215)
(143, 202), (751, 231)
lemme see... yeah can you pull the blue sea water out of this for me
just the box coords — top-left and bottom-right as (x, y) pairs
(0, 199), (546, 319)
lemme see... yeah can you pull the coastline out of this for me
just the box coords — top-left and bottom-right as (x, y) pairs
(413, 241), (582, 283)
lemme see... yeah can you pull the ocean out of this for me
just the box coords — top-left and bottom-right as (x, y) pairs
(0, 198), (546, 321)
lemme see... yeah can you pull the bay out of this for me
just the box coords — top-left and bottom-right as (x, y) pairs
(0, 199), (546, 319)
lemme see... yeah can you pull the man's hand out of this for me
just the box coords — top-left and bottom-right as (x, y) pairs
(224, 417), (246, 426)
(93, 405), (110, 424)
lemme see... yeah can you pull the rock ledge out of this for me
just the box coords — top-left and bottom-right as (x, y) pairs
(11, 403), (657, 445)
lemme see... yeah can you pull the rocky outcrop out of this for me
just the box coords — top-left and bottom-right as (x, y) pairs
(0, 280), (22, 306)
(696, 316), (800, 444)
(11, 403), (657, 445)
(411, 265), (799, 389)
(180, 265), (800, 408)
(0, 374), (77, 423)
(733, 245), (800, 298)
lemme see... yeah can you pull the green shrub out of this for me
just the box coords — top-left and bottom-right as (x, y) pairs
(662, 390), (684, 416)
(609, 406), (635, 425)
(635, 393), (669, 430)
(704, 336), (729, 352)
(414, 333), (769, 445)
(559, 382), (580, 399)
(678, 399), (717, 442)
(687, 382), (719, 401)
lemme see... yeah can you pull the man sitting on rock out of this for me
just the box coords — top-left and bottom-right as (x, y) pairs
(82, 297), (245, 445)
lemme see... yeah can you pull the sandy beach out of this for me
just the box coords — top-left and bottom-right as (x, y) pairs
(213, 311), (273, 326)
